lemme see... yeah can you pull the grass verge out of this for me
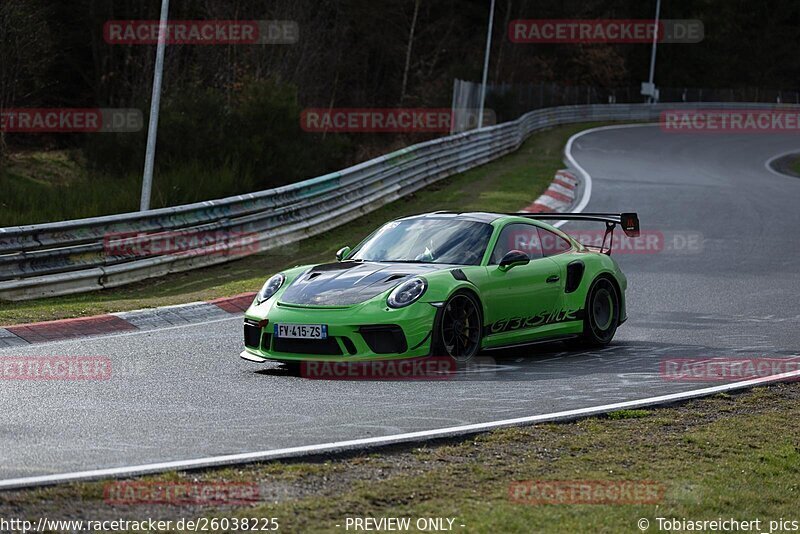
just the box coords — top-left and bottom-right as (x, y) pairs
(2, 382), (797, 532)
(789, 155), (800, 176)
(0, 122), (608, 326)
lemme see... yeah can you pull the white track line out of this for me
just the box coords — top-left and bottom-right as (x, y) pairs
(556, 123), (658, 228)
(764, 149), (800, 178)
(4, 121), (789, 491)
(2, 369), (799, 490)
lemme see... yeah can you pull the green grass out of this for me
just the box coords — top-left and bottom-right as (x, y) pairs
(0, 155), (259, 227)
(2, 383), (797, 533)
(0, 122), (607, 325)
(3, 149), (86, 186)
(606, 409), (652, 420)
(789, 155), (800, 176)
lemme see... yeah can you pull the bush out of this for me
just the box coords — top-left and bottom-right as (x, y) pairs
(85, 79), (350, 195)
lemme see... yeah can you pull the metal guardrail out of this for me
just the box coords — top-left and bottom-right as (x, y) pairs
(0, 102), (794, 301)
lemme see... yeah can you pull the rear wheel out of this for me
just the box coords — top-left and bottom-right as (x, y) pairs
(578, 277), (620, 347)
(434, 292), (483, 363)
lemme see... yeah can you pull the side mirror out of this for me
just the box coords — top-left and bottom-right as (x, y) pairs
(336, 246), (351, 261)
(498, 250), (529, 271)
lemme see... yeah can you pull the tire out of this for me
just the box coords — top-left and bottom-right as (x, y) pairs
(578, 277), (620, 347)
(433, 291), (483, 363)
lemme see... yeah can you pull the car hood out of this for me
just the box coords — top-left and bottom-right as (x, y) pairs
(278, 261), (447, 306)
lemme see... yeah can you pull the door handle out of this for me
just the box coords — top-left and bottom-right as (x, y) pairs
(546, 275), (560, 284)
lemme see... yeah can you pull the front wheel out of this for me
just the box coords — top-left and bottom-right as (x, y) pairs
(578, 277), (620, 347)
(433, 292), (483, 363)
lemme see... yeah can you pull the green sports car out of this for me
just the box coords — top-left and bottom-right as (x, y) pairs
(240, 211), (639, 364)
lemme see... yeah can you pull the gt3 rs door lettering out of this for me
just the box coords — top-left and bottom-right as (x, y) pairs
(487, 308), (583, 335)
(481, 251), (564, 339)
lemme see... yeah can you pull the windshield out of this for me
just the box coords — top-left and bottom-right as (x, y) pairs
(349, 218), (493, 265)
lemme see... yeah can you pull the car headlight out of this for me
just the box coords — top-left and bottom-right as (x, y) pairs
(387, 277), (427, 308)
(255, 273), (285, 304)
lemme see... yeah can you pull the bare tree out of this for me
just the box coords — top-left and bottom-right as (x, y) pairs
(400, 0), (422, 104)
(0, 0), (53, 164)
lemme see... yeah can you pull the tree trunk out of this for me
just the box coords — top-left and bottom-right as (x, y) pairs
(494, 0), (512, 82)
(0, 131), (6, 170)
(400, 0), (421, 105)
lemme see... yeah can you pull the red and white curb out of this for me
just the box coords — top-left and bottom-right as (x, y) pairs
(0, 169), (585, 348)
(0, 293), (256, 348)
(520, 170), (579, 213)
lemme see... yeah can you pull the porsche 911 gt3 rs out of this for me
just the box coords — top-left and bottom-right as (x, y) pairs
(240, 211), (639, 363)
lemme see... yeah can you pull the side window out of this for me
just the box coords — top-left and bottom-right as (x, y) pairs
(538, 228), (571, 257)
(490, 224), (544, 264)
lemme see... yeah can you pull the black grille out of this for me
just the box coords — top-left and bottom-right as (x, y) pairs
(358, 325), (407, 354)
(565, 260), (585, 293)
(272, 337), (342, 355)
(244, 323), (261, 347)
(261, 333), (272, 351)
(341, 337), (357, 355)
(451, 268), (468, 281)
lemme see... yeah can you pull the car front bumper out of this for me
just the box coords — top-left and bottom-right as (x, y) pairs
(241, 299), (438, 362)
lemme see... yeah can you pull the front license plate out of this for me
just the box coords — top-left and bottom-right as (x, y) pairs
(274, 323), (327, 339)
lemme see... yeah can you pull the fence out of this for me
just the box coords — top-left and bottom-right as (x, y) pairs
(0, 101), (796, 301)
(451, 79), (800, 131)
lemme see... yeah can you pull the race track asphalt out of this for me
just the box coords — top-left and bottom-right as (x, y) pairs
(1, 125), (798, 483)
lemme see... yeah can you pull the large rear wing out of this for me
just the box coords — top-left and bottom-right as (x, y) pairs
(510, 212), (640, 255)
